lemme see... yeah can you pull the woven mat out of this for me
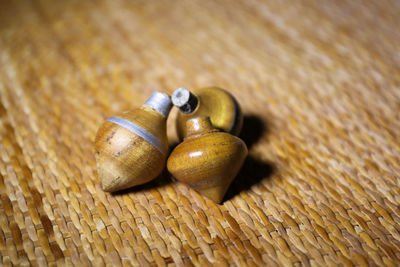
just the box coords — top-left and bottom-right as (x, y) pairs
(1, 0), (400, 266)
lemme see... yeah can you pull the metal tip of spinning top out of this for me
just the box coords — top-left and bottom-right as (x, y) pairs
(143, 91), (172, 117)
(171, 87), (198, 114)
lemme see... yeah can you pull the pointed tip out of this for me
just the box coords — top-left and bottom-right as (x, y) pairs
(197, 186), (226, 204)
(101, 181), (113, 192)
(206, 195), (224, 204)
(96, 153), (129, 192)
(96, 164), (123, 192)
(99, 177), (117, 192)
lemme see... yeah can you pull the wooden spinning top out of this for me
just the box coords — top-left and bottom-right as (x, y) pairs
(167, 116), (248, 203)
(172, 87), (243, 140)
(95, 91), (172, 192)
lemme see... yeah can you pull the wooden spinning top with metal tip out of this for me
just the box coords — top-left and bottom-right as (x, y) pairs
(167, 116), (248, 203)
(172, 87), (243, 140)
(95, 91), (172, 192)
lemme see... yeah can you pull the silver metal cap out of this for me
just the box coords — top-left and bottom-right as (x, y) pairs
(143, 91), (172, 117)
(171, 87), (198, 114)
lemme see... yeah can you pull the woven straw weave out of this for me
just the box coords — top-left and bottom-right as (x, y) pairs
(1, 0), (400, 266)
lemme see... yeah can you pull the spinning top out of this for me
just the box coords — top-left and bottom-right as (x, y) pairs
(95, 91), (172, 192)
(172, 87), (243, 140)
(167, 116), (248, 203)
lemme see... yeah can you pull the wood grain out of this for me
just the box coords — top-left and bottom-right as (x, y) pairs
(168, 116), (248, 203)
(0, 0), (400, 266)
(174, 87), (243, 140)
(95, 106), (168, 192)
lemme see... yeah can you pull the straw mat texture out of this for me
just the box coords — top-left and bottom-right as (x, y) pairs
(1, 0), (400, 266)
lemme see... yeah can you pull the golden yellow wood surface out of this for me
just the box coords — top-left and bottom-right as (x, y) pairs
(168, 116), (248, 203)
(1, 0), (400, 266)
(95, 105), (169, 192)
(174, 87), (243, 140)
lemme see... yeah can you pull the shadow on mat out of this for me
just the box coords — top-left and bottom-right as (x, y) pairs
(222, 115), (275, 202)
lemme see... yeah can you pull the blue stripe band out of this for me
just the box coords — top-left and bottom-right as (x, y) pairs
(106, 116), (167, 156)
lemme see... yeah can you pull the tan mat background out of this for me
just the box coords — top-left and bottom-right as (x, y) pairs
(1, 0), (400, 266)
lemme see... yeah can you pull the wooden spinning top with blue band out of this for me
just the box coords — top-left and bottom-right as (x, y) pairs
(95, 91), (172, 192)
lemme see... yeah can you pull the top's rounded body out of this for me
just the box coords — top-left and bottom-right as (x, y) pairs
(173, 87), (243, 140)
(95, 92), (171, 192)
(167, 116), (248, 203)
